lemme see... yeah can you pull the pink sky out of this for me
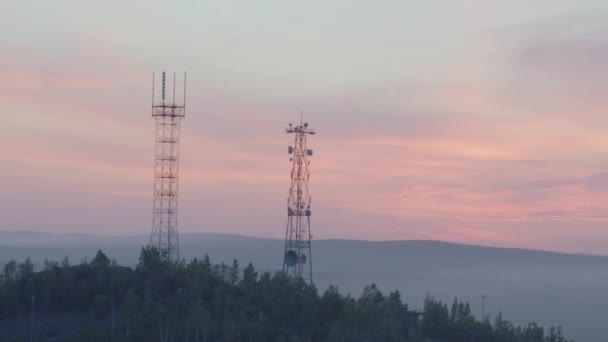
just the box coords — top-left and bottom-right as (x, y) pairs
(2, 2), (608, 254)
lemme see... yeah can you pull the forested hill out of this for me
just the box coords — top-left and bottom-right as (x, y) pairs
(0, 232), (606, 341)
(0, 248), (571, 341)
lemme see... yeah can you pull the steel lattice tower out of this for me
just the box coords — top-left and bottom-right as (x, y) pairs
(283, 119), (316, 283)
(150, 71), (186, 261)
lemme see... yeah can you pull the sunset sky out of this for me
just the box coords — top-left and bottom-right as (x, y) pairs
(3, 1), (608, 254)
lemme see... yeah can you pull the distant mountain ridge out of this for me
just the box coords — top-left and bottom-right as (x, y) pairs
(1, 231), (606, 266)
(0, 230), (606, 341)
(0, 230), (603, 256)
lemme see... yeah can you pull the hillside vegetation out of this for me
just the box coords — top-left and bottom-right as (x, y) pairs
(0, 248), (570, 341)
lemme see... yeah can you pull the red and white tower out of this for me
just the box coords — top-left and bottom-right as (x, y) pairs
(283, 119), (316, 283)
(150, 71), (186, 261)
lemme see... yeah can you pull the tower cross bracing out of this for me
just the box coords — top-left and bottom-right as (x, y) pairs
(150, 71), (186, 261)
(282, 119), (316, 283)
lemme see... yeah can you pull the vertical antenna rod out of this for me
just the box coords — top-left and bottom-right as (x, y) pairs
(282, 118), (316, 284)
(149, 70), (187, 261)
(151, 72), (155, 110)
(161, 72), (166, 101)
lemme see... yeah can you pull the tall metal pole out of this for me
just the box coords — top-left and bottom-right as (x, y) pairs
(30, 295), (35, 342)
(481, 294), (486, 321)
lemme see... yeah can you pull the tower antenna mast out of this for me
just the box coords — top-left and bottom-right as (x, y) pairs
(149, 71), (186, 261)
(283, 118), (316, 283)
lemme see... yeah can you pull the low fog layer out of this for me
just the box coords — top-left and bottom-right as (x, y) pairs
(1, 231), (605, 342)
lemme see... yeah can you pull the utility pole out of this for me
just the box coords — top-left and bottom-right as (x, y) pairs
(112, 295), (115, 337)
(481, 294), (486, 321)
(30, 295), (35, 342)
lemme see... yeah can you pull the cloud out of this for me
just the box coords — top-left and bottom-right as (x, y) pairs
(6, 6), (608, 255)
(505, 172), (608, 193)
(582, 172), (608, 191)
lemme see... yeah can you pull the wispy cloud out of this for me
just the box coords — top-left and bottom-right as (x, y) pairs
(4, 2), (608, 254)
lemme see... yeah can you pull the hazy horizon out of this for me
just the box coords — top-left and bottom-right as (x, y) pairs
(1, 232), (606, 341)
(3, 2), (607, 341)
(4, 1), (608, 254)
(3, 230), (608, 259)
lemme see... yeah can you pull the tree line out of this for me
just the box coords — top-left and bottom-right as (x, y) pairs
(0, 247), (571, 341)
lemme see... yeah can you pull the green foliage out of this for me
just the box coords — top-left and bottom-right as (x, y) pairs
(0, 249), (573, 341)
(91, 250), (110, 269)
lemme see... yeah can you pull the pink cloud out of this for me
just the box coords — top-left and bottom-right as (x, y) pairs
(5, 23), (608, 255)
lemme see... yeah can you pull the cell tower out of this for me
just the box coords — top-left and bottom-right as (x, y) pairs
(150, 71), (186, 261)
(283, 118), (316, 283)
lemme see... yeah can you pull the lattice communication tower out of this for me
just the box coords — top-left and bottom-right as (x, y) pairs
(150, 71), (186, 261)
(283, 119), (316, 283)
